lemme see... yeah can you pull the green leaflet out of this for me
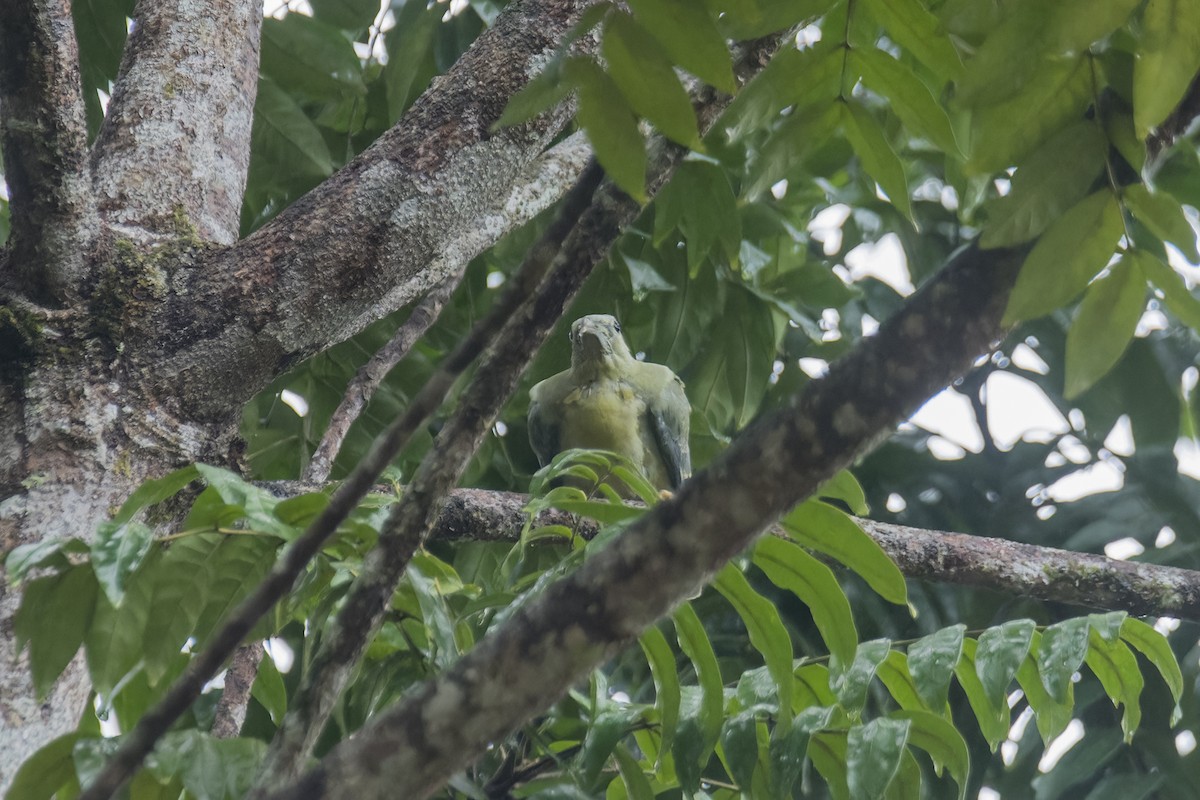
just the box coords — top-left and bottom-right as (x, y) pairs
(1064, 254), (1146, 398)
(1005, 190), (1124, 324)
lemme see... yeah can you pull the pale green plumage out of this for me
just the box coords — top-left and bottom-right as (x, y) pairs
(528, 314), (691, 491)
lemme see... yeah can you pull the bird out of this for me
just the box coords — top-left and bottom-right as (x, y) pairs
(527, 314), (691, 494)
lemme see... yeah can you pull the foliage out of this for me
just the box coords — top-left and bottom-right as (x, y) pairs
(8, 0), (1200, 796)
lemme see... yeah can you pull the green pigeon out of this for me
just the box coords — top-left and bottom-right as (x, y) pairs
(528, 314), (691, 492)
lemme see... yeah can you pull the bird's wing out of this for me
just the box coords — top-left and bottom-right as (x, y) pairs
(647, 369), (691, 489)
(527, 384), (561, 468)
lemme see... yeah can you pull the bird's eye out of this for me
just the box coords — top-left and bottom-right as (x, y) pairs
(614, 322), (621, 333)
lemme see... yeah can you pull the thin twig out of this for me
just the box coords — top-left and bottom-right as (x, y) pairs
(303, 275), (459, 483)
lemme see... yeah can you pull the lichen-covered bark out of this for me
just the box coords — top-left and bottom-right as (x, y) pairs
(147, 0), (596, 421)
(266, 244), (1027, 800)
(90, 0), (261, 245)
(0, 0), (96, 299)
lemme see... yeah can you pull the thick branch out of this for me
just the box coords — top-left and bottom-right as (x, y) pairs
(209, 642), (264, 739)
(425, 488), (1200, 621)
(90, 0), (260, 244)
(150, 0), (596, 421)
(0, 0), (95, 299)
(268, 242), (1027, 799)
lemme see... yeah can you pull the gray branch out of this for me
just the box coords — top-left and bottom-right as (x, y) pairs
(90, 0), (261, 245)
(0, 0), (95, 298)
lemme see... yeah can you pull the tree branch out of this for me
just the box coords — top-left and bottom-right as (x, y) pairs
(149, 0), (597, 421)
(302, 275), (458, 483)
(0, 0), (95, 300)
(90, 0), (261, 245)
(266, 241), (1029, 799)
(209, 642), (264, 739)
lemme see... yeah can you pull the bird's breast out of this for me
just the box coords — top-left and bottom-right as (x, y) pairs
(561, 381), (645, 455)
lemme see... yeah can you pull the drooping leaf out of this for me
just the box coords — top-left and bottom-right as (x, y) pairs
(612, 743), (655, 800)
(1016, 637), (1074, 744)
(566, 58), (647, 202)
(1133, 248), (1200, 331)
(91, 521), (155, 606)
(714, 565), (794, 726)
(907, 625), (964, 712)
(841, 100), (914, 222)
(1119, 617), (1183, 704)
(1064, 253), (1146, 398)
(782, 500), (907, 606)
(1084, 630), (1144, 741)
(850, 48), (960, 156)
(719, 710), (762, 792)
(1037, 617), (1092, 704)
(1005, 190), (1124, 323)
(1123, 183), (1200, 262)
(1134, 0), (1200, 137)
(892, 710), (970, 800)
(860, 0), (964, 82)
(830, 638), (891, 714)
(639, 625), (681, 759)
(954, 638), (1009, 749)
(846, 718), (910, 800)
(580, 706), (644, 787)
(979, 120), (1107, 249)
(770, 705), (836, 796)
(753, 536), (858, 665)
(876, 651), (928, 712)
(625, 0), (735, 92)
(14, 565), (99, 699)
(974, 619), (1036, 709)
(602, 12), (701, 149)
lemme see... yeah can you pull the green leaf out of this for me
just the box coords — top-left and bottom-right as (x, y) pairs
(688, 288), (776, 431)
(654, 160), (742, 270)
(892, 710), (969, 800)
(7, 733), (80, 800)
(860, 0), (963, 81)
(496, 57), (571, 129)
(714, 565), (794, 726)
(581, 707), (644, 786)
(810, 731), (851, 800)
(146, 730), (268, 800)
(626, 0), (735, 93)
(639, 625), (681, 759)
(1016, 638), (1074, 744)
(1120, 616), (1183, 703)
(753, 536), (858, 665)
(719, 46), (841, 140)
(408, 564), (459, 668)
(1064, 253), (1146, 398)
(1038, 617), (1091, 704)
(719, 711), (761, 792)
(841, 101), (914, 222)
(382, 0), (440, 124)
(1005, 190), (1124, 323)
(967, 57), (1091, 175)
(907, 625), (964, 712)
(6, 538), (88, 583)
(111, 465), (200, 524)
(252, 647), (288, 725)
(1133, 248), (1200, 331)
(260, 15), (366, 103)
(1083, 773), (1165, 800)
(830, 638), (891, 714)
(248, 77), (334, 188)
(710, 0), (838, 39)
(816, 470), (869, 516)
(86, 566), (150, 695)
(979, 120), (1108, 248)
(603, 12), (701, 148)
(1123, 183), (1200, 262)
(613, 743), (655, 800)
(771, 705), (836, 796)
(91, 521), (154, 606)
(847, 718), (910, 799)
(1085, 630), (1143, 741)
(672, 602), (723, 787)
(796, 663), (840, 709)
(566, 58), (647, 202)
(954, 638), (1009, 749)
(1134, 0), (1200, 137)
(876, 651), (928, 712)
(974, 619), (1035, 709)
(14, 565), (98, 699)
(746, 102), (841, 199)
(850, 48), (960, 156)
(782, 500), (907, 606)
(310, 0), (380, 31)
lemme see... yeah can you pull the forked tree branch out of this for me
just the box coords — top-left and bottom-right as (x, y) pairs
(0, 0), (95, 299)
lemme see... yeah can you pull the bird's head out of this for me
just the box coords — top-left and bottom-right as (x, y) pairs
(569, 314), (633, 378)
